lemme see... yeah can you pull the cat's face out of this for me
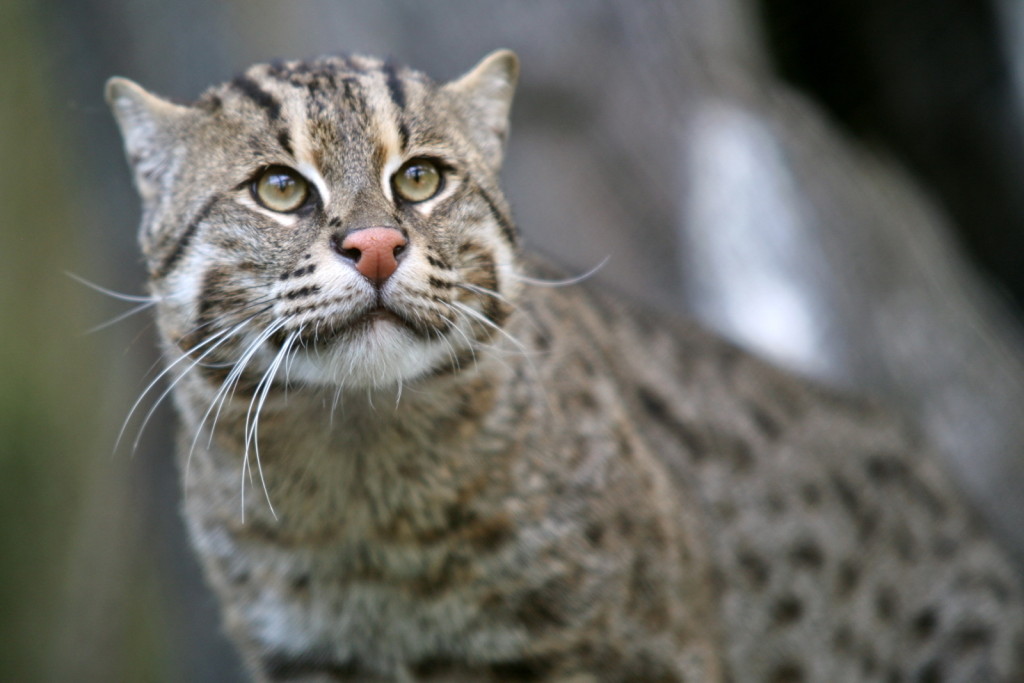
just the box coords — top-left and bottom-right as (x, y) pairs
(108, 51), (520, 390)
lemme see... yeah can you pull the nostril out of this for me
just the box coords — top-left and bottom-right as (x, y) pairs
(330, 233), (363, 263)
(332, 227), (408, 286)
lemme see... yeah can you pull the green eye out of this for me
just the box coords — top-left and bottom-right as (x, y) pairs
(253, 166), (310, 213)
(392, 158), (443, 203)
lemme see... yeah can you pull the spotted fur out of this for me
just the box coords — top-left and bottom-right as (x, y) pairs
(108, 51), (1024, 682)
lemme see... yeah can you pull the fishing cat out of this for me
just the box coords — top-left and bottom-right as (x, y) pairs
(107, 50), (1024, 681)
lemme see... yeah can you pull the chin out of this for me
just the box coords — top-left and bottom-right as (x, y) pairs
(286, 319), (454, 391)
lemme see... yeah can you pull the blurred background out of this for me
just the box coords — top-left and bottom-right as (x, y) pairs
(3, 0), (1024, 680)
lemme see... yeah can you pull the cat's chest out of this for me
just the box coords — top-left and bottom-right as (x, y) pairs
(197, 520), (529, 671)
(187, 461), (536, 674)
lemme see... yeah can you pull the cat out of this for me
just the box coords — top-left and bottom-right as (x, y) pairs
(107, 50), (1024, 681)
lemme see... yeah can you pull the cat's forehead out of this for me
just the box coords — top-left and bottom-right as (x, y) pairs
(199, 55), (437, 126)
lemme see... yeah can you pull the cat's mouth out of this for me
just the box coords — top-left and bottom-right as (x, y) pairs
(280, 303), (435, 350)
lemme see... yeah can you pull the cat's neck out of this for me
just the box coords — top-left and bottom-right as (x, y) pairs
(175, 350), (524, 538)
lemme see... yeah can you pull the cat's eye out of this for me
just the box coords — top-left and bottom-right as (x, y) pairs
(392, 158), (444, 204)
(253, 166), (310, 213)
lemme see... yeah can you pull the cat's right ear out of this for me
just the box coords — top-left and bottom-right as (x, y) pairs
(105, 77), (191, 201)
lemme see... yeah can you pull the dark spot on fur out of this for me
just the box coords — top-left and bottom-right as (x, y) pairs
(833, 624), (854, 653)
(875, 586), (899, 623)
(861, 647), (879, 677)
(765, 492), (787, 516)
(490, 658), (552, 680)
(835, 560), (861, 599)
(514, 583), (570, 631)
(911, 608), (938, 641)
(201, 93), (222, 111)
(261, 649), (357, 680)
(892, 524), (919, 563)
(585, 522), (606, 546)
(772, 595), (804, 626)
(865, 452), (909, 482)
(748, 402), (782, 440)
(276, 129), (294, 156)
(857, 507), (880, 542)
(411, 658), (458, 677)
(916, 660), (942, 683)
(428, 276), (452, 289)
(715, 500), (739, 523)
(790, 538), (825, 570)
(637, 386), (707, 462)
(737, 549), (771, 590)
(290, 573), (310, 591)
(282, 285), (320, 300)
(426, 253), (450, 269)
(725, 437), (755, 473)
(830, 473), (861, 516)
(462, 513), (515, 552)
(951, 623), (994, 655)
(766, 660), (804, 683)
(865, 453), (947, 519)
(799, 482), (821, 507)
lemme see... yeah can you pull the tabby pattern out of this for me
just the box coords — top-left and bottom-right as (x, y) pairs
(107, 51), (1024, 681)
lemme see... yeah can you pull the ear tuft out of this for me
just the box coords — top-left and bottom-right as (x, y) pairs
(445, 50), (520, 168)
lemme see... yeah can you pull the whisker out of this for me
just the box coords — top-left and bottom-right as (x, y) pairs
(184, 313), (279, 483)
(242, 327), (296, 521)
(84, 300), (159, 335)
(117, 322), (242, 452)
(66, 271), (159, 303)
(449, 300), (529, 356)
(433, 316), (465, 373)
(510, 255), (610, 287)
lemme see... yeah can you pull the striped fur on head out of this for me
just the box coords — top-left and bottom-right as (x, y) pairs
(107, 50), (521, 391)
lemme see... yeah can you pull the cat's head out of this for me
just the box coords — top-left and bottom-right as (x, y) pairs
(107, 51), (520, 390)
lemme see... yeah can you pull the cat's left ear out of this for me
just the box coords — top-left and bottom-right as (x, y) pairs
(106, 77), (193, 201)
(445, 50), (519, 169)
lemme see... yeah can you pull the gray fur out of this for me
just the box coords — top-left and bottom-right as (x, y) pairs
(108, 51), (1024, 681)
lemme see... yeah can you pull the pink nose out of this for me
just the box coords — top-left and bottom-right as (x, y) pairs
(335, 227), (407, 286)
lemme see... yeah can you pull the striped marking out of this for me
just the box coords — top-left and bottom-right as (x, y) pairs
(231, 75), (282, 121)
(475, 182), (517, 245)
(153, 197), (216, 279)
(382, 60), (407, 111)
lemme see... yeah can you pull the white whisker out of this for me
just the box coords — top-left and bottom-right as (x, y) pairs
(117, 323), (240, 452)
(242, 328), (296, 521)
(84, 300), (158, 335)
(511, 256), (610, 287)
(450, 300), (529, 356)
(66, 271), (159, 303)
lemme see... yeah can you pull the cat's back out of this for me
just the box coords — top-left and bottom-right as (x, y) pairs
(541, 280), (1024, 681)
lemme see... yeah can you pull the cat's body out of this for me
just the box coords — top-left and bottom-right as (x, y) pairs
(107, 52), (1024, 681)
